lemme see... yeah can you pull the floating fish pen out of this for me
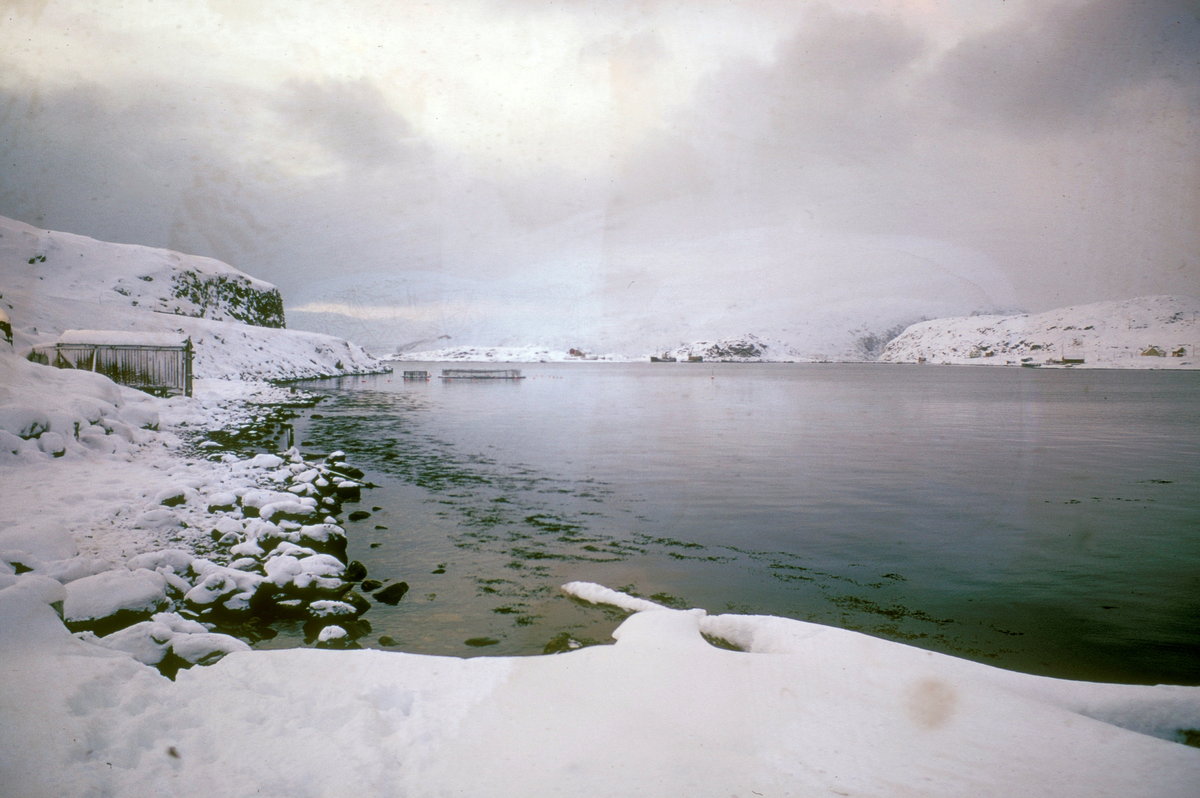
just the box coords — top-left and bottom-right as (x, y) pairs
(30, 330), (193, 397)
(403, 370), (430, 380)
(440, 368), (524, 380)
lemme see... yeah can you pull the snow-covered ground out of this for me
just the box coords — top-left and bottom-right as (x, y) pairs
(881, 295), (1200, 368)
(2, 219), (1199, 794)
(3, 562), (1199, 796)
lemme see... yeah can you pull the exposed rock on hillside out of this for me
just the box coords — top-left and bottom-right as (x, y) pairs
(168, 271), (284, 328)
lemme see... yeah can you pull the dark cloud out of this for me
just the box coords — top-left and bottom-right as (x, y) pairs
(611, 7), (930, 218)
(607, 0), (1199, 311)
(273, 78), (418, 170)
(937, 0), (1200, 131)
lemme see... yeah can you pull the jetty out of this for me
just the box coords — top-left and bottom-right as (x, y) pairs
(440, 368), (524, 380)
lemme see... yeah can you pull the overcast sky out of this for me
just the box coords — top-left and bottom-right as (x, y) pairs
(2, 0), (1197, 353)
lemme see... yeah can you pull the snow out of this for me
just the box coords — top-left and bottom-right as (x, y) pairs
(62, 568), (169, 626)
(50, 329), (192, 347)
(1, 216), (1198, 795)
(882, 295), (1200, 368)
(2, 576), (1198, 796)
(78, 612), (250, 667)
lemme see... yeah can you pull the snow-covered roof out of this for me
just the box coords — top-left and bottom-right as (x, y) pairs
(53, 329), (190, 348)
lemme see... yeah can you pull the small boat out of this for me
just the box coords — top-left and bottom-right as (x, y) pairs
(650, 354), (677, 363)
(687, 355), (703, 362)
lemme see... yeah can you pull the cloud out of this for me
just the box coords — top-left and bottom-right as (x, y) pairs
(0, 0), (1196, 354)
(937, 0), (1200, 131)
(273, 79), (419, 172)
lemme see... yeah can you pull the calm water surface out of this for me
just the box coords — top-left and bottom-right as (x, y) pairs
(287, 363), (1200, 684)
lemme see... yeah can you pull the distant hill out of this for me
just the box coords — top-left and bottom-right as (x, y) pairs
(880, 296), (1200, 369)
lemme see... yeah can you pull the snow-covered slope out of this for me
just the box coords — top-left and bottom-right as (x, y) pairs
(1, 215), (283, 328)
(0, 215), (381, 379)
(881, 296), (1200, 368)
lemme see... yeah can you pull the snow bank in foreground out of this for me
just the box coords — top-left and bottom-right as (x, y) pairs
(1, 578), (1197, 797)
(881, 295), (1200, 368)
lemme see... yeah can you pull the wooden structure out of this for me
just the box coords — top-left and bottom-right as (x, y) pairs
(31, 330), (193, 397)
(440, 368), (523, 380)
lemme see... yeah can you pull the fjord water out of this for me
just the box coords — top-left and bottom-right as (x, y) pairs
(294, 364), (1200, 684)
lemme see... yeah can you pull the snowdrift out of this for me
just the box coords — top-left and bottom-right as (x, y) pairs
(881, 296), (1200, 368)
(1, 576), (1198, 797)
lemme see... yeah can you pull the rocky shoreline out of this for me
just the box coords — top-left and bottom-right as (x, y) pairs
(7, 391), (408, 680)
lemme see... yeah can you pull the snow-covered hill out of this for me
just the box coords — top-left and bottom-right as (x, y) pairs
(654, 333), (798, 363)
(386, 346), (630, 363)
(390, 332), (902, 364)
(0, 215), (381, 380)
(881, 296), (1200, 369)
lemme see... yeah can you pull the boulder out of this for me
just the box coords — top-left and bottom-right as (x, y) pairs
(36, 432), (66, 457)
(63, 568), (168, 632)
(343, 560), (367, 582)
(373, 581), (409, 605)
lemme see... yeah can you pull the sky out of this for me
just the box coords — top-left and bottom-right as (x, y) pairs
(1, 0), (1197, 354)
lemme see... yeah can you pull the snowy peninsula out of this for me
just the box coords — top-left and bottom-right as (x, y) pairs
(2, 217), (1199, 796)
(881, 296), (1200, 368)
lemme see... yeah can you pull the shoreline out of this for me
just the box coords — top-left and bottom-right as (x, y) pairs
(1, 371), (402, 674)
(3, 364), (1200, 795)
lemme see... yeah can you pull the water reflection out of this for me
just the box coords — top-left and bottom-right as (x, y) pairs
(290, 364), (1200, 684)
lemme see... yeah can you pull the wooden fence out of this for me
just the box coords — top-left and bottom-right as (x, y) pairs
(32, 338), (193, 397)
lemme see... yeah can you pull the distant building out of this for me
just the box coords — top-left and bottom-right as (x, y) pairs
(30, 330), (193, 397)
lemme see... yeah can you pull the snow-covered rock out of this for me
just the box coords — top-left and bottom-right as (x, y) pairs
(61, 568), (168, 628)
(78, 611), (250, 667)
